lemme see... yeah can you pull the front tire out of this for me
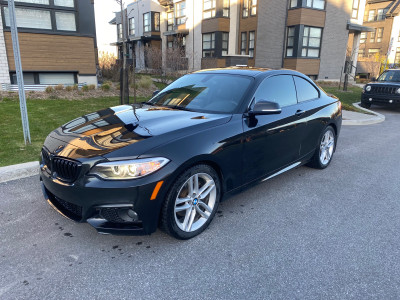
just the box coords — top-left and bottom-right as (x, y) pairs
(307, 126), (336, 169)
(160, 164), (221, 239)
(361, 102), (371, 109)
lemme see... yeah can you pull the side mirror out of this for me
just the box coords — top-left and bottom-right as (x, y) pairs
(371, 77), (377, 82)
(249, 100), (282, 116)
(152, 90), (160, 97)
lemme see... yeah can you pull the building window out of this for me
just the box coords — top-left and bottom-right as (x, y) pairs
(368, 48), (380, 55)
(242, 0), (249, 17)
(143, 13), (150, 32)
(377, 9), (385, 21)
(168, 41), (173, 48)
(290, 0), (325, 9)
(306, 0), (325, 9)
(241, 32), (247, 55)
(129, 17), (135, 35)
(222, 32), (229, 56)
(358, 49), (365, 58)
(154, 12), (160, 31)
(352, 0), (360, 19)
(203, 0), (216, 19)
(395, 48), (400, 64)
(301, 26), (322, 57)
(250, 0), (257, 16)
(249, 31), (255, 57)
(14, 0), (49, 4)
(3, 7), (52, 30)
(377, 27), (383, 43)
(117, 23), (122, 39)
(175, 1), (186, 25)
(54, 0), (74, 7)
(360, 32), (366, 43)
(370, 29), (376, 43)
(286, 27), (295, 57)
(167, 11), (174, 31)
(367, 10), (375, 22)
(223, 0), (230, 17)
(202, 32), (215, 57)
(55, 12), (76, 31)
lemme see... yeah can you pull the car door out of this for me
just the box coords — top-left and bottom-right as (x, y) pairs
(292, 75), (326, 157)
(242, 75), (308, 184)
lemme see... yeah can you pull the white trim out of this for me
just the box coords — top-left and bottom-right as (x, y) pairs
(262, 162), (301, 182)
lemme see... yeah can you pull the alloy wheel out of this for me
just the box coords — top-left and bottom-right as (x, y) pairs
(174, 173), (217, 232)
(319, 130), (335, 166)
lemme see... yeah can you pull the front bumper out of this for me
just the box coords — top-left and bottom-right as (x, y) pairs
(361, 93), (400, 106)
(40, 161), (177, 235)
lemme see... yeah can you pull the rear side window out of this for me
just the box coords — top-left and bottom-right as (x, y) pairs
(253, 75), (297, 107)
(293, 76), (319, 102)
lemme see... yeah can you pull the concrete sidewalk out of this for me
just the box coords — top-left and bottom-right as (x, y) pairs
(0, 103), (385, 184)
(342, 102), (385, 126)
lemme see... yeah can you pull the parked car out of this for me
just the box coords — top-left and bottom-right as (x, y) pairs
(40, 68), (342, 240)
(361, 69), (400, 108)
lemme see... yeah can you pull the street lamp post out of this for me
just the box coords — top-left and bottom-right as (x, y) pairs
(7, 0), (31, 144)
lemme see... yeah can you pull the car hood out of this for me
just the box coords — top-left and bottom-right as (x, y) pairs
(367, 81), (400, 86)
(44, 104), (231, 160)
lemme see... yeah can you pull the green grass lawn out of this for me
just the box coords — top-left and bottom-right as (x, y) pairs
(0, 96), (148, 167)
(319, 85), (363, 112)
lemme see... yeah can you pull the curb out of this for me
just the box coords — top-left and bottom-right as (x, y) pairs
(342, 103), (385, 126)
(0, 161), (39, 184)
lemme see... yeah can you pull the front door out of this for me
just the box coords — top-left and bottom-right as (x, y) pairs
(242, 75), (307, 184)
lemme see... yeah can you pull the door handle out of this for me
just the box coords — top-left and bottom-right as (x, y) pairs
(295, 110), (305, 116)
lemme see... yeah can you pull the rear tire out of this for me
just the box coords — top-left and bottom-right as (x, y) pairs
(307, 126), (336, 169)
(160, 164), (221, 240)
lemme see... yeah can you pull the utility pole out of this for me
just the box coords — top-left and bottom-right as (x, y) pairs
(8, 0), (31, 144)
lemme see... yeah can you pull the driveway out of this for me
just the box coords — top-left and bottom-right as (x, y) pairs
(1, 107), (400, 299)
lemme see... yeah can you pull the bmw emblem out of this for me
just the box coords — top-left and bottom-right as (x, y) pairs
(193, 198), (198, 205)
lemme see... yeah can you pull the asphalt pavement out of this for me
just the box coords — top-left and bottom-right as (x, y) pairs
(1, 107), (400, 300)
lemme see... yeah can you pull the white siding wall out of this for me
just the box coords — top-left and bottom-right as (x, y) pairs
(387, 15), (400, 64)
(0, 10), (11, 84)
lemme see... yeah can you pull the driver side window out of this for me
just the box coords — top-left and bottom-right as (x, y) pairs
(253, 75), (297, 108)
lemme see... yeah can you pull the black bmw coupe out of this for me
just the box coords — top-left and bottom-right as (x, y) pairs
(40, 68), (342, 239)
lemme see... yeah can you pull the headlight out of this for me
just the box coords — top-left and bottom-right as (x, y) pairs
(396, 88), (400, 94)
(365, 85), (371, 92)
(89, 157), (170, 180)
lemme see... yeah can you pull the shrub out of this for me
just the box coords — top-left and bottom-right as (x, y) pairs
(65, 85), (73, 92)
(101, 83), (111, 91)
(81, 85), (89, 92)
(138, 76), (153, 89)
(72, 84), (79, 90)
(115, 83), (120, 91)
(45, 86), (54, 93)
(55, 84), (64, 91)
(88, 84), (96, 90)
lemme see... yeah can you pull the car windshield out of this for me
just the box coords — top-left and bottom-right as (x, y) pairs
(148, 73), (253, 114)
(377, 70), (400, 82)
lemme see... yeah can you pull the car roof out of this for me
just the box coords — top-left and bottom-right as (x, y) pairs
(193, 67), (303, 78)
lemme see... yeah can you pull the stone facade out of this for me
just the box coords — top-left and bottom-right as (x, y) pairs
(318, 0), (352, 80)
(255, 0), (288, 69)
(0, 10), (11, 85)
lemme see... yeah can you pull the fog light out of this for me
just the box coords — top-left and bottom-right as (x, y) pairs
(369, 98), (372, 102)
(389, 100), (393, 103)
(118, 208), (138, 222)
